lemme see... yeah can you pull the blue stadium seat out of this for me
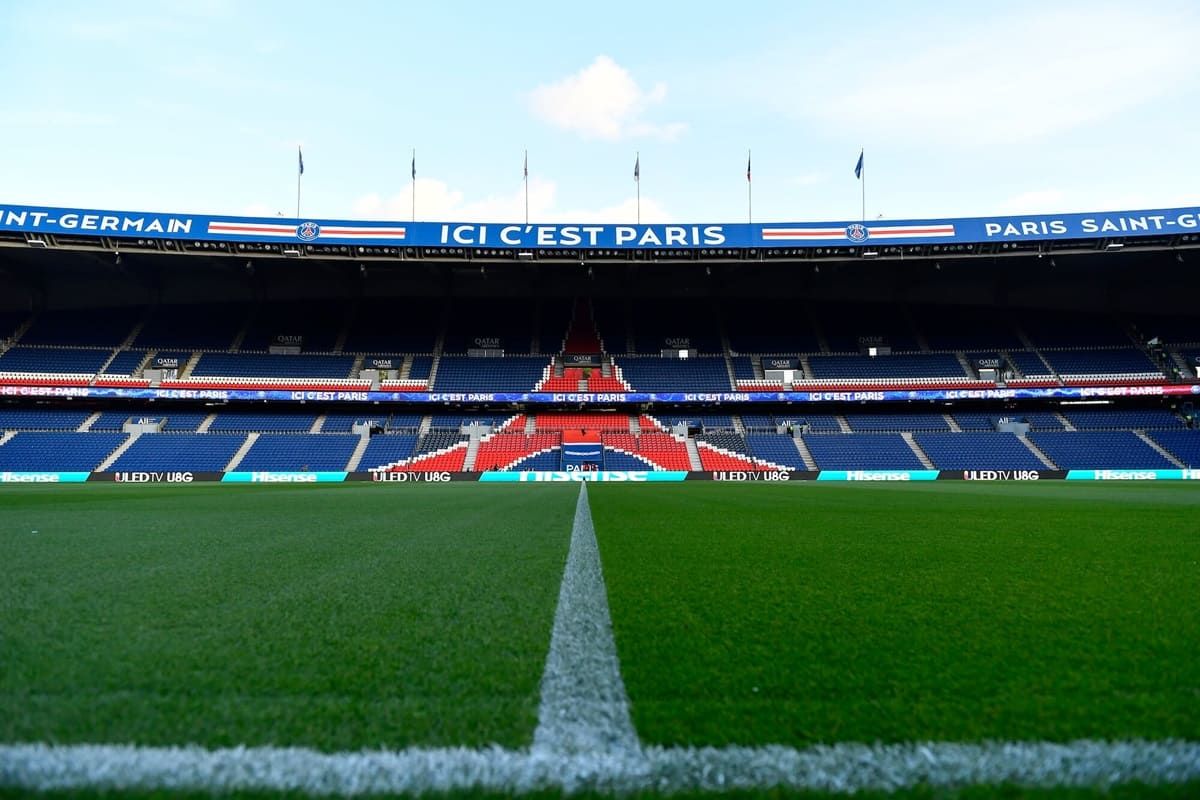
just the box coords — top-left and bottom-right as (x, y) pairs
(0, 408), (91, 431)
(110, 433), (246, 472)
(357, 434), (419, 469)
(0, 347), (110, 374)
(803, 434), (924, 470)
(1028, 431), (1175, 469)
(235, 434), (358, 471)
(0, 432), (126, 471)
(432, 357), (548, 392)
(191, 353), (355, 379)
(207, 412), (317, 432)
(1149, 430), (1200, 467)
(913, 433), (1044, 470)
(615, 357), (731, 392)
(746, 434), (807, 469)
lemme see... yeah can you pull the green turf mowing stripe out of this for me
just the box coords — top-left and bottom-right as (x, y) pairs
(589, 482), (1200, 747)
(0, 484), (577, 751)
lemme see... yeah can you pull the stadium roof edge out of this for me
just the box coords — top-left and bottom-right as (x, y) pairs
(2, 202), (1200, 259)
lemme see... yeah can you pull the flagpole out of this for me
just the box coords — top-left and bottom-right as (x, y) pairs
(860, 146), (866, 223)
(296, 146), (302, 219)
(636, 151), (641, 225)
(747, 149), (752, 225)
(524, 148), (529, 226)
(411, 148), (416, 223)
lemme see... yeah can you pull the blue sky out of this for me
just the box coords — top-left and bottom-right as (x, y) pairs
(1, 0), (1198, 224)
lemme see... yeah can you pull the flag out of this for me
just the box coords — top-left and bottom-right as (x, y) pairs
(411, 151), (416, 180)
(854, 150), (864, 180)
(298, 146), (304, 176)
(523, 150), (528, 179)
(747, 152), (752, 183)
(634, 154), (640, 182)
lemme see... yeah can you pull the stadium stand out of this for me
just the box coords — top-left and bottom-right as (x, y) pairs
(844, 413), (951, 432)
(207, 412), (318, 433)
(1027, 431), (1176, 469)
(191, 353), (355, 379)
(746, 434), (808, 470)
(806, 353), (967, 380)
(441, 298), (537, 354)
(341, 299), (441, 354)
(0, 432), (126, 471)
(812, 302), (919, 352)
(134, 304), (248, 350)
(913, 433), (1045, 471)
(235, 434), (359, 471)
(239, 301), (345, 352)
(102, 351), (148, 375)
(20, 308), (140, 347)
(1019, 311), (1132, 349)
(432, 356), (548, 392)
(803, 433), (926, 470)
(1061, 408), (1182, 430)
(631, 300), (723, 354)
(615, 357), (731, 392)
(0, 347), (110, 374)
(356, 434), (421, 470)
(1148, 430), (1200, 466)
(109, 433), (247, 472)
(722, 299), (822, 354)
(0, 408), (92, 431)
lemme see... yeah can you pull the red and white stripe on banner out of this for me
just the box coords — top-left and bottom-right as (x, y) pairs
(761, 224), (956, 241)
(205, 221), (407, 239)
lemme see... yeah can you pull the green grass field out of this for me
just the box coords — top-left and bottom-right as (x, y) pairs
(588, 482), (1200, 747)
(1, 484), (577, 751)
(2, 481), (1199, 798)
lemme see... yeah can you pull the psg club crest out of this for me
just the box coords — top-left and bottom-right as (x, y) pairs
(296, 221), (320, 241)
(845, 223), (869, 243)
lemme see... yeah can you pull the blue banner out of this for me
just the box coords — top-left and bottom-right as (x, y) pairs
(2, 203), (1199, 250)
(2, 383), (1196, 405)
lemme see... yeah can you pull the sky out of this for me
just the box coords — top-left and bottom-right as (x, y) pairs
(1, 0), (1198, 225)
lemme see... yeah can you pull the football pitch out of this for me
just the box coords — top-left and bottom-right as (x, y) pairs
(1, 481), (1199, 798)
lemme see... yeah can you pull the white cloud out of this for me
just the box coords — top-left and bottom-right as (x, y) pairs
(528, 56), (686, 142)
(351, 176), (671, 224)
(763, 3), (1200, 146)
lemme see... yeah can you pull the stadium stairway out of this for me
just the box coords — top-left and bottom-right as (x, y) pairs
(0, 431), (16, 448)
(1133, 430), (1184, 467)
(684, 438), (703, 470)
(96, 433), (142, 471)
(1016, 435), (1057, 468)
(345, 435), (372, 472)
(793, 436), (818, 470)
(224, 433), (258, 471)
(77, 411), (102, 432)
(900, 432), (936, 469)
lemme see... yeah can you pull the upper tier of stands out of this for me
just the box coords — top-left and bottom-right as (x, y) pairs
(0, 302), (1193, 394)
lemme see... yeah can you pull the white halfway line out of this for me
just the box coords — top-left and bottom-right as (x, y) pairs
(2, 484), (1198, 795)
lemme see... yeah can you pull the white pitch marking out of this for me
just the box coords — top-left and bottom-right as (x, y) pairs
(532, 483), (641, 760)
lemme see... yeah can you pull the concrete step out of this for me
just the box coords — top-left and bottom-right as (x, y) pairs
(97, 433), (141, 472)
(224, 433), (259, 471)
